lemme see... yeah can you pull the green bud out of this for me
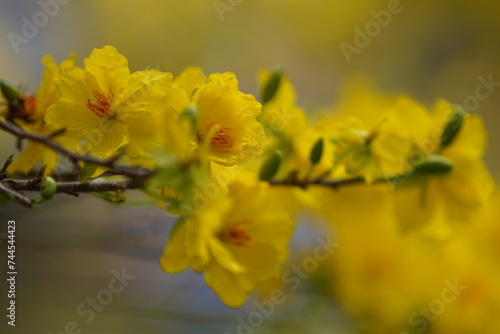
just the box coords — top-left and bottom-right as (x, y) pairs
(414, 155), (453, 175)
(310, 137), (324, 165)
(0, 80), (21, 101)
(440, 105), (464, 148)
(261, 67), (283, 104)
(40, 177), (57, 199)
(92, 191), (127, 204)
(190, 86), (200, 100)
(259, 149), (282, 181)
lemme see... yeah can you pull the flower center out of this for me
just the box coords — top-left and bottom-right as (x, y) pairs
(223, 220), (251, 247)
(203, 121), (233, 151)
(86, 89), (113, 118)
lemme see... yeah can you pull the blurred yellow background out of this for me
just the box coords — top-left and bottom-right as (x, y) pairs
(1, 0), (498, 171)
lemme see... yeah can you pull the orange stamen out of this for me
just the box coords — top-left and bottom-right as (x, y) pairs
(86, 89), (113, 118)
(204, 121), (233, 151)
(223, 220), (251, 247)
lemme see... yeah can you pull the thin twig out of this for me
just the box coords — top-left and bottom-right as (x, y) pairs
(270, 173), (410, 189)
(269, 176), (365, 189)
(3, 178), (141, 194)
(0, 120), (153, 179)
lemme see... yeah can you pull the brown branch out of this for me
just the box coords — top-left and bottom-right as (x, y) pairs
(269, 173), (410, 189)
(0, 120), (153, 179)
(269, 176), (365, 189)
(0, 181), (32, 207)
(3, 178), (141, 194)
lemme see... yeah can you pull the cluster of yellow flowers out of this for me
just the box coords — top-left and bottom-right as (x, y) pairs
(0, 46), (495, 311)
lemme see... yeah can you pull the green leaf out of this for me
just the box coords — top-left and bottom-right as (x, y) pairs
(440, 105), (464, 148)
(0, 80), (21, 101)
(414, 155), (453, 175)
(259, 149), (282, 181)
(310, 137), (324, 165)
(261, 67), (283, 104)
(91, 191), (127, 204)
(79, 161), (98, 180)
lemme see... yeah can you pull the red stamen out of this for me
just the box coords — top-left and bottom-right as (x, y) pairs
(223, 221), (251, 247)
(86, 89), (113, 118)
(203, 121), (233, 151)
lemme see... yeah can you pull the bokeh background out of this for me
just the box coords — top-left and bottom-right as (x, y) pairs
(0, 1), (499, 333)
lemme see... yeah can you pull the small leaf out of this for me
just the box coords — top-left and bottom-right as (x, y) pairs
(91, 191), (127, 204)
(0, 80), (21, 101)
(261, 67), (283, 104)
(414, 155), (453, 175)
(79, 161), (98, 180)
(440, 105), (464, 148)
(259, 149), (282, 181)
(310, 137), (324, 165)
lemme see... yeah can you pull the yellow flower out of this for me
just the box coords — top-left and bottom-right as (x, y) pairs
(173, 66), (206, 98)
(45, 45), (169, 158)
(316, 80), (414, 183)
(256, 69), (334, 181)
(7, 53), (76, 175)
(155, 67), (205, 161)
(160, 175), (295, 307)
(193, 72), (265, 166)
(394, 99), (495, 236)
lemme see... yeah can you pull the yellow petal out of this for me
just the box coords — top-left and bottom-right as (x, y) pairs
(7, 141), (57, 175)
(160, 224), (189, 273)
(444, 114), (488, 159)
(80, 120), (129, 157)
(83, 45), (130, 97)
(45, 101), (100, 133)
(204, 260), (250, 308)
(207, 238), (244, 274)
(35, 52), (76, 117)
(174, 66), (206, 98)
(54, 65), (101, 106)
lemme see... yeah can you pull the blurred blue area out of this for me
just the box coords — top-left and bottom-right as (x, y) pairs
(0, 194), (347, 334)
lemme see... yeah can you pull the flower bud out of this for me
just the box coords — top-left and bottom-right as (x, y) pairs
(259, 149), (282, 181)
(40, 176), (57, 199)
(440, 105), (464, 148)
(414, 155), (453, 175)
(261, 67), (283, 104)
